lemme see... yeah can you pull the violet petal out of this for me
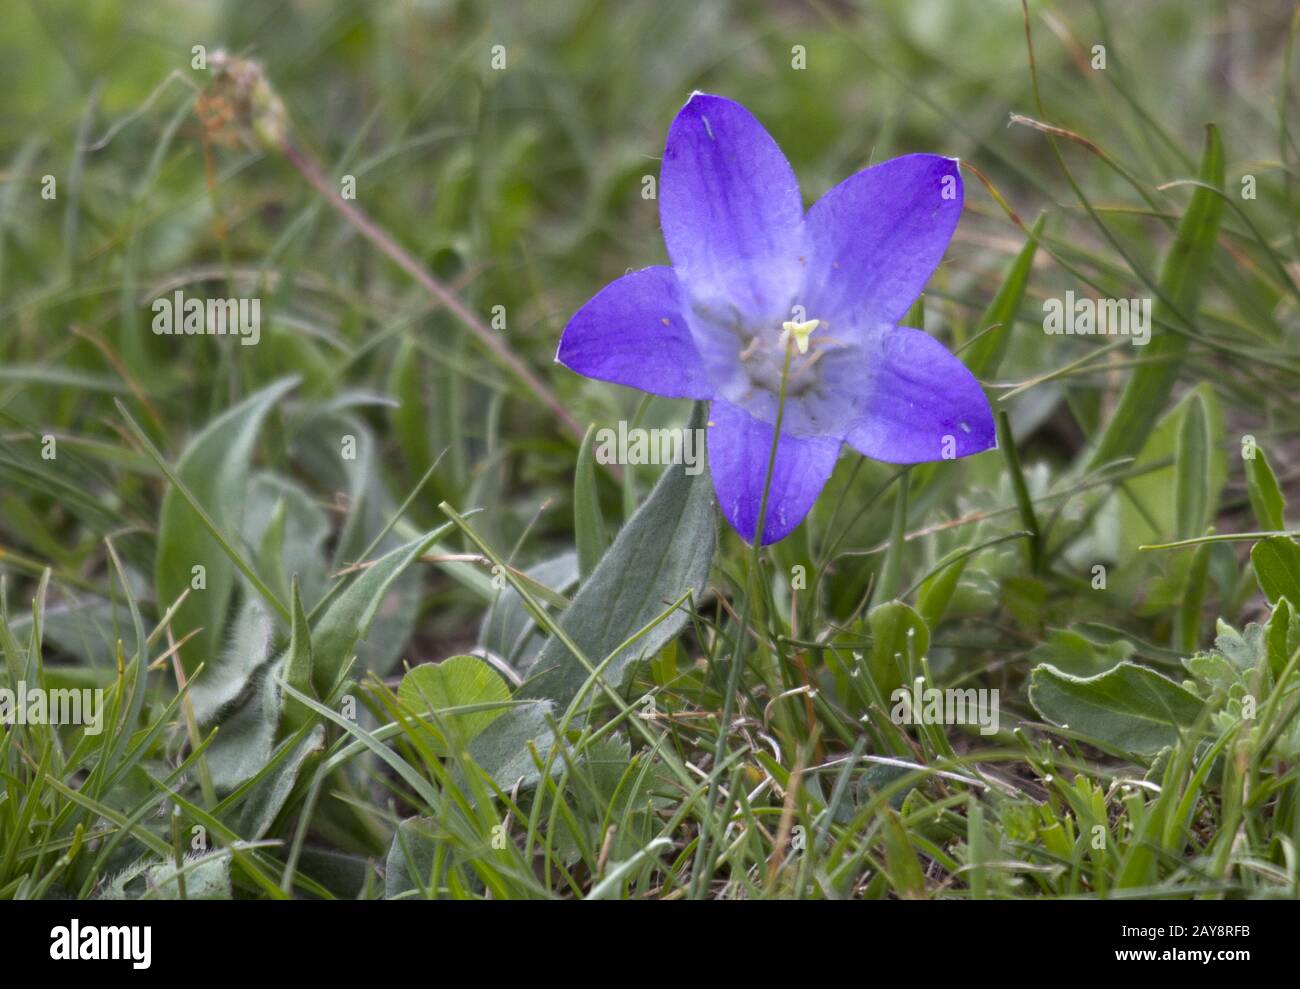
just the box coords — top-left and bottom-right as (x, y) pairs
(803, 154), (963, 333)
(844, 326), (995, 463)
(661, 93), (804, 324)
(707, 399), (841, 545)
(556, 266), (715, 399)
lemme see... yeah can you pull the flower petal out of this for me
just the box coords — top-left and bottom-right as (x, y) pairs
(557, 266), (714, 399)
(844, 326), (995, 464)
(707, 400), (841, 545)
(803, 154), (963, 331)
(660, 93), (804, 322)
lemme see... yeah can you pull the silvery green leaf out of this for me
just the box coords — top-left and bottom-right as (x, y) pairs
(1028, 661), (1204, 757)
(477, 550), (579, 669)
(523, 458), (714, 708)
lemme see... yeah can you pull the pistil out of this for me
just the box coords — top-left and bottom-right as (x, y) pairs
(779, 318), (820, 355)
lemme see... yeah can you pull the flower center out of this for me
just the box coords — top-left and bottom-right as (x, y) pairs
(733, 315), (833, 401)
(779, 318), (820, 355)
(715, 310), (857, 436)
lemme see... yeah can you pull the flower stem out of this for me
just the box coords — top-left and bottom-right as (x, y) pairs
(690, 338), (795, 897)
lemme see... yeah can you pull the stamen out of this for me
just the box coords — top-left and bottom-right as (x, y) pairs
(792, 348), (827, 380)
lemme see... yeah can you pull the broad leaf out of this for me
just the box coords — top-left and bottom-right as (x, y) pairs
(1245, 446), (1286, 532)
(156, 377), (297, 673)
(1251, 537), (1300, 606)
(522, 455), (714, 708)
(866, 600), (930, 698)
(234, 724), (325, 840)
(477, 551), (579, 669)
(397, 654), (511, 755)
(1029, 661), (1204, 757)
(311, 528), (447, 694)
(465, 699), (556, 789)
(1025, 628), (1135, 678)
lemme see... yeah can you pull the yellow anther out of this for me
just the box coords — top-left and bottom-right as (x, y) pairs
(779, 318), (820, 355)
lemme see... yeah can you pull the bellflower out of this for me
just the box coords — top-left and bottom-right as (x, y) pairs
(557, 93), (996, 544)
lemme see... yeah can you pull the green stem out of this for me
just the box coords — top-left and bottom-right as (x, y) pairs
(690, 339), (795, 898)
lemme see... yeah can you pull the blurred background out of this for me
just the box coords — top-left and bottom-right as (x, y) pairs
(1, 0), (1299, 902)
(0, 0), (1296, 659)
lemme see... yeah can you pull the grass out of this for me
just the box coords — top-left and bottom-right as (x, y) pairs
(1, 0), (1299, 900)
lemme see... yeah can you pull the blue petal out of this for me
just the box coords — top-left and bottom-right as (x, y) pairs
(661, 93), (805, 325)
(844, 326), (995, 463)
(802, 154), (963, 333)
(557, 266), (715, 399)
(707, 399), (841, 545)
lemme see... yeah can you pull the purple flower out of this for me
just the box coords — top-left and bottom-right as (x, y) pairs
(557, 93), (995, 545)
